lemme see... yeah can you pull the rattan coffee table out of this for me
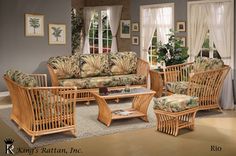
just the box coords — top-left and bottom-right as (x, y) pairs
(91, 88), (155, 126)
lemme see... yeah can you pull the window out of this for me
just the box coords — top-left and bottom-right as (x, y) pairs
(198, 31), (221, 59)
(141, 4), (174, 68)
(89, 10), (112, 54)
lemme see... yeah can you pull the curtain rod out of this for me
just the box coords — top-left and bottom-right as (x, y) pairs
(84, 5), (122, 9)
(188, 0), (233, 5)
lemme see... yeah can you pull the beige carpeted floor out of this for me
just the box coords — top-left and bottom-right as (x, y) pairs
(0, 92), (236, 156)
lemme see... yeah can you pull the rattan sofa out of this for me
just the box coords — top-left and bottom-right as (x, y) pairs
(4, 70), (77, 143)
(162, 57), (230, 111)
(47, 52), (149, 103)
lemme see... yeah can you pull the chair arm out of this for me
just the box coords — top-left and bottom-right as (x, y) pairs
(26, 86), (77, 122)
(29, 74), (47, 87)
(137, 58), (150, 81)
(164, 62), (193, 83)
(47, 64), (59, 86)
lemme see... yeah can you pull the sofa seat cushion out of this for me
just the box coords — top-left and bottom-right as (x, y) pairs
(193, 57), (224, 72)
(109, 52), (137, 75)
(166, 81), (189, 94)
(48, 55), (80, 79)
(5, 69), (37, 87)
(59, 74), (146, 89)
(153, 94), (198, 112)
(80, 53), (110, 78)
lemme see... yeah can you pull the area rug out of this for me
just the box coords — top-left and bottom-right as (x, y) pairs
(0, 98), (156, 148)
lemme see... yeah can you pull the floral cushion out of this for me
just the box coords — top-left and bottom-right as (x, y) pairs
(58, 74), (146, 89)
(109, 52), (137, 75)
(153, 94), (198, 112)
(166, 81), (189, 94)
(80, 53), (110, 78)
(5, 69), (37, 87)
(193, 57), (224, 72)
(48, 55), (80, 79)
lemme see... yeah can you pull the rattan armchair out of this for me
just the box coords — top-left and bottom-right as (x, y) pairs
(163, 62), (230, 110)
(4, 74), (77, 143)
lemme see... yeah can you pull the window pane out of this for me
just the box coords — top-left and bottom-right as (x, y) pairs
(103, 39), (107, 48)
(94, 48), (99, 54)
(108, 31), (112, 39)
(108, 40), (112, 48)
(103, 30), (108, 39)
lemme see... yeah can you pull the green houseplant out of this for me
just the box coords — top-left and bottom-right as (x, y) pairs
(157, 29), (189, 66)
(71, 8), (84, 54)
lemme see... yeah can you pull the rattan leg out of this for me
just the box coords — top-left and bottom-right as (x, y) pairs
(31, 136), (35, 143)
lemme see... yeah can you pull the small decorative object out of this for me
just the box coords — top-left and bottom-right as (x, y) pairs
(179, 37), (186, 47)
(99, 87), (108, 95)
(157, 29), (189, 66)
(132, 36), (139, 45)
(49, 24), (66, 44)
(25, 13), (44, 36)
(120, 20), (131, 38)
(176, 21), (186, 32)
(124, 85), (131, 93)
(132, 23), (139, 31)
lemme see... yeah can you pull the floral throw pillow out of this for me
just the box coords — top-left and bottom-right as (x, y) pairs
(80, 53), (110, 78)
(109, 51), (137, 75)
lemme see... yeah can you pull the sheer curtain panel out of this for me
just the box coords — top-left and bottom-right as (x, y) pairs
(107, 6), (123, 52)
(83, 8), (94, 54)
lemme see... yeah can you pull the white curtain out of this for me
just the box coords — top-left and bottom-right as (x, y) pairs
(141, 8), (157, 61)
(83, 8), (94, 54)
(107, 6), (123, 52)
(189, 4), (209, 61)
(156, 7), (173, 44)
(206, 2), (234, 109)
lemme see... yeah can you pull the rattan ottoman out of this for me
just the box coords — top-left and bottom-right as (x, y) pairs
(153, 94), (199, 136)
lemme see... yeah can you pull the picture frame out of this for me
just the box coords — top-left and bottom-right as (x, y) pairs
(120, 20), (131, 38)
(25, 13), (44, 36)
(132, 36), (139, 45)
(176, 21), (186, 32)
(48, 24), (66, 45)
(178, 36), (186, 47)
(132, 23), (139, 32)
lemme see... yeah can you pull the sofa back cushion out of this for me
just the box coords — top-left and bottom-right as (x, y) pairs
(193, 57), (224, 72)
(48, 55), (80, 79)
(80, 53), (110, 78)
(5, 69), (37, 87)
(109, 51), (137, 75)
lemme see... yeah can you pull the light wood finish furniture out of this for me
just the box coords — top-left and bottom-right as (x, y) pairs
(154, 107), (198, 136)
(150, 69), (164, 97)
(48, 58), (149, 103)
(91, 88), (155, 126)
(4, 75), (77, 143)
(163, 63), (230, 110)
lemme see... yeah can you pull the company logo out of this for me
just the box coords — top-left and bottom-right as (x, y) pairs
(4, 138), (14, 155)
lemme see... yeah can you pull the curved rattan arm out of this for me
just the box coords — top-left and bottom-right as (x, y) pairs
(163, 62), (194, 84)
(47, 64), (59, 86)
(137, 58), (150, 86)
(29, 74), (47, 87)
(187, 65), (230, 109)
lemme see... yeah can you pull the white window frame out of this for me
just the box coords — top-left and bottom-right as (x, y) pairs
(140, 3), (174, 69)
(88, 8), (112, 54)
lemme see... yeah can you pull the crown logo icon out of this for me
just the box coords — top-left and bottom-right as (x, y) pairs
(4, 138), (14, 144)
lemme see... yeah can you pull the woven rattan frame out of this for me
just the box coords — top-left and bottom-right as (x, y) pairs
(47, 58), (149, 103)
(154, 108), (198, 136)
(4, 75), (77, 143)
(163, 63), (230, 110)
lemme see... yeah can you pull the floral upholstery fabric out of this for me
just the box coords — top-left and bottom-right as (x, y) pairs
(109, 52), (137, 75)
(58, 74), (146, 89)
(48, 55), (80, 79)
(193, 57), (224, 72)
(5, 69), (37, 87)
(80, 53), (110, 78)
(166, 81), (189, 94)
(153, 94), (198, 112)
